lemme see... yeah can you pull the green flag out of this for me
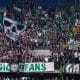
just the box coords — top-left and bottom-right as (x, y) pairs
(0, 12), (4, 30)
(44, 25), (49, 30)
(68, 32), (73, 37)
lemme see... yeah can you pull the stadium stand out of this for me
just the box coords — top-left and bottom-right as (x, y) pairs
(0, 0), (80, 80)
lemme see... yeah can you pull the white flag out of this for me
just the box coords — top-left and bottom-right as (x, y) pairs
(3, 17), (26, 41)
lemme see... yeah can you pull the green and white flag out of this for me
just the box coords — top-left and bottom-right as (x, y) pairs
(0, 12), (4, 30)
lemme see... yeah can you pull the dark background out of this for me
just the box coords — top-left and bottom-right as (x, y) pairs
(0, 0), (79, 8)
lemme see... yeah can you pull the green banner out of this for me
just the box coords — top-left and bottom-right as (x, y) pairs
(0, 62), (54, 73)
(0, 63), (10, 72)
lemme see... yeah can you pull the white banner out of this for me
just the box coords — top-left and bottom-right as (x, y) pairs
(23, 62), (54, 72)
(65, 64), (80, 73)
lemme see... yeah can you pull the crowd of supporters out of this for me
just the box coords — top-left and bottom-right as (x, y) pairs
(0, 74), (79, 80)
(0, 5), (80, 63)
(0, 2), (79, 80)
(0, 75), (79, 80)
